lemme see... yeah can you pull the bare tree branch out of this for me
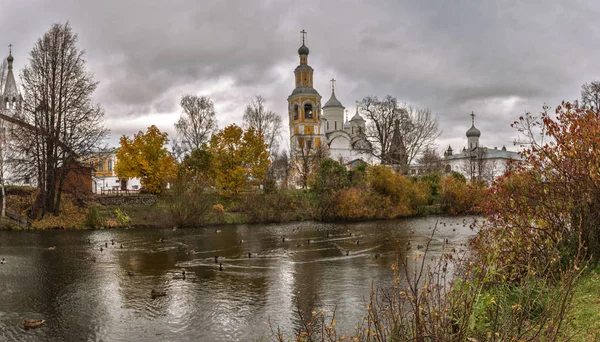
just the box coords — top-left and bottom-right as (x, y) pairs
(243, 95), (282, 154)
(360, 95), (440, 168)
(175, 94), (217, 155)
(11, 22), (108, 217)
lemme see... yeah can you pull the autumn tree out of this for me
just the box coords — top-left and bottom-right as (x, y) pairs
(182, 144), (213, 182)
(174, 95), (217, 156)
(12, 23), (107, 217)
(439, 174), (484, 214)
(309, 158), (348, 221)
(243, 95), (282, 153)
(115, 125), (176, 194)
(360, 96), (440, 166)
(366, 165), (429, 217)
(209, 124), (270, 194)
(478, 102), (600, 277)
(168, 145), (215, 228)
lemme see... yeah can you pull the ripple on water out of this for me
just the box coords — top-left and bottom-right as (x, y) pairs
(0, 216), (478, 341)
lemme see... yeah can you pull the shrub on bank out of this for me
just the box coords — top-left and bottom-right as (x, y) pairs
(439, 175), (486, 214)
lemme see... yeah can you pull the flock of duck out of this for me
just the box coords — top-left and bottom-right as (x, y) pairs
(2, 218), (471, 330)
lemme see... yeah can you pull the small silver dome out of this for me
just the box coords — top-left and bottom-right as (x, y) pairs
(466, 125), (481, 138)
(298, 43), (309, 55)
(323, 91), (343, 109)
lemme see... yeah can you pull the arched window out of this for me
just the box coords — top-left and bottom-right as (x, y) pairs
(304, 103), (313, 119)
(293, 105), (298, 120)
(445, 165), (451, 173)
(326, 122), (329, 130)
(4, 99), (8, 110)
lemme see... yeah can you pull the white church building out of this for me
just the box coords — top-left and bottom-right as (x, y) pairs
(444, 112), (523, 183)
(287, 31), (373, 170)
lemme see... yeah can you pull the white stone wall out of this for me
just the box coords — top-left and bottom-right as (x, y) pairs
(445, 156), (513, 183)
(322, 106), (344, 132)
(93, 176), (142, 194)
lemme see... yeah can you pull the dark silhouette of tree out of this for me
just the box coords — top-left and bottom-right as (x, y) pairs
(580, 80), (600, 113)
(360, 96), (440, 168)
(14, 23), (107, 217)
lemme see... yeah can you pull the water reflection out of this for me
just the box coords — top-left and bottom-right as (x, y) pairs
(0, 216), (477, 341)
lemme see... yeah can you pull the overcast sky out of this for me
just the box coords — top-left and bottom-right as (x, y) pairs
(0, 0), (597, 153)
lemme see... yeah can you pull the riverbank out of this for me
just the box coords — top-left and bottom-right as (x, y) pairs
(0, 169), (483, 230)
(6, 197), (444, 230)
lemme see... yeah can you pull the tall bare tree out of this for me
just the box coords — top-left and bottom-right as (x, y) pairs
(417, 145), (443, 174)
(292, 142), (328, 189)
(12, 23), (107, 217)
(175, 95), (217, 155)
(243, 95), (282, 153)
(580, 81), (600, 113)
(360, 95), (397, 163)
(0, 59), (6, 92)
(360, 95), (440, 167)
(0, 58), (8, 217)
(402, 105), (440, 165)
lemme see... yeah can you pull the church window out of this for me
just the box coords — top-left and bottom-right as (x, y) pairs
(306, 139), (313, 150)
(326, 122), (329, 130)
(304, 103), (313, 119)
(98, 161), (104, 172)
(352, 127), (354, 134)
(334, 121), (337, 130)
(445, 165), (451, 173)
(4, 99), (8, 110)
(293, 105), (298, 120)
(108, 160), (113, 172)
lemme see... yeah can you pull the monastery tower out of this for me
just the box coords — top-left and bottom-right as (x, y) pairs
(288, 30), (325, 154)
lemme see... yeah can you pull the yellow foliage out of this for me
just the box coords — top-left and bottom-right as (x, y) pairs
(365, 165), (430, 216)
(114, 125), (177, 194)
(209, 124), (270, 194)
(212, 203), (225, 215)
(439, 176), (485, 214)
(336, 188), (377, 220)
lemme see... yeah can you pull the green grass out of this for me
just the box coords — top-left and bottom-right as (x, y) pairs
(569, 266), (600, 341)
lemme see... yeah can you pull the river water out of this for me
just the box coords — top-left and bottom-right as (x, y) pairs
(0, 216), (477, 341)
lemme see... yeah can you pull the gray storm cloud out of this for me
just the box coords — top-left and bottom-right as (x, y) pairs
(0, 0), (596, 150)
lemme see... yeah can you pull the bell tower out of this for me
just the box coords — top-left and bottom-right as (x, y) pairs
(1, 44), (22, 117)
(288, 30), (324, 155)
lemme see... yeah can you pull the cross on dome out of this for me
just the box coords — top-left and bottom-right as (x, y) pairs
(300, 29), (307, 44)
(7, 43), (14, 63)
(330, 78), (336, 92)
(471, 111), (475, 125)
